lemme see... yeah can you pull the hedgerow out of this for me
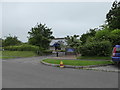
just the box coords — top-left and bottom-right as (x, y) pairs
(79, 41), (112, 56)
(4, 44), (39, 51)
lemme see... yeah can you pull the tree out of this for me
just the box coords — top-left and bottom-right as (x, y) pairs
(106, 1), (120, 29)
(110, 29), (120, 46)
(79, 41), (112, 56)
(3, 35), (21, 47)
(94, 29), (111, 41)
(80, 28), (97, 45)
(28, 23), (54, 50)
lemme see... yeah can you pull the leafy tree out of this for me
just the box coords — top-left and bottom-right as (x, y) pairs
(78, 1), (120, 57)
(110, 29), (120, 46)
(94, 29), (120, 47)
(28, 23), (54, 50)
(106, 1), (120, 29)
(86, 36), (95, 43)
(79, 41), (112, 56)
(94, 29), (111, 41)
(99, 23), (109, 30)
(3, 35), (21, 47)
(80, 28), (97, 45)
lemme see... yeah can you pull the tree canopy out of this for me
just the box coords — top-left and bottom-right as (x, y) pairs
(2, 35), (21, 47)
(106, 1), (120, 29)
(28, 23), (54, 50)
(80, 28), (97, 45)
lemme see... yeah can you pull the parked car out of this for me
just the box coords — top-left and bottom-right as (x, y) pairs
(112, 45), (120, 64)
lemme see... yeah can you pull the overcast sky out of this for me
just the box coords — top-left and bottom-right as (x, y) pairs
(1, 2), (112, 42)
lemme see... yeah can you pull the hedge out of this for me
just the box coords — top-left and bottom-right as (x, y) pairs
(4, 44), (39, 51)
(79, 41), (112, 56)
(42, 50), (53, 55)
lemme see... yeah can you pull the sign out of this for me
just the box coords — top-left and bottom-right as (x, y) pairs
(65, 48), (76, 55)
(66, 48), (74, 52)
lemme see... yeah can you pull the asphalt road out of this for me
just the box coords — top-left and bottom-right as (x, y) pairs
(2, 56), (119, 88)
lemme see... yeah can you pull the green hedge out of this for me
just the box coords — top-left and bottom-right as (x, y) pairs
(79, 41), (112, 56)
(42, 50), (53, 55)
(4, 44), (39, 51)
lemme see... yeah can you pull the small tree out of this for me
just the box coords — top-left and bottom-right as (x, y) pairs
(3, 35), (21, 47)
(28, 23), (54, 50)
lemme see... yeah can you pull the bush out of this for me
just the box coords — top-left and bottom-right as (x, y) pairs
(79, 41), (112, 56)
(42, 50), (53, 55)
(95, 29), (111, 41)
(110, 29), (120, 46)
(57, 50), (65, 52)
(2, 35), (22, 47)
(4, 44), (39, 51)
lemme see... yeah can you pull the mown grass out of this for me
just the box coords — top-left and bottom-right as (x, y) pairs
(1, 51), (38, 59)
(43, 59), (113, 66)
(77, 56), (111, 60)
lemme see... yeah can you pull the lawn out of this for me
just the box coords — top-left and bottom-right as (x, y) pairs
(77, 56), (111, 60)
(1, 51), (38, 59)
(42, 59), (113, 66)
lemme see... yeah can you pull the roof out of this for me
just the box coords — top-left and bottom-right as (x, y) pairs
(54, 38), (65, 40)
(50, 38), (67, 46)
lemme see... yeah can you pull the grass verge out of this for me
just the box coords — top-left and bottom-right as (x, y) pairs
(77, 56), (111, 60)
(42, 59), (113, 66)
(1, 51), (38, 59)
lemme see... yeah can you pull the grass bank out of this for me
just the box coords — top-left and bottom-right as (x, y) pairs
(42, 59), (113, 66)
(1, 51), (38, 59)
(77, 56), (111, 60)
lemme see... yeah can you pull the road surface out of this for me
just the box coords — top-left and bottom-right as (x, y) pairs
(2, 56), (119, 88)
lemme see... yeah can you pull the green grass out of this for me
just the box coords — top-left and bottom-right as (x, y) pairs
(77, 56), (111, 60)
(1, 51), (38, 59)
(43, 59), (113, 66)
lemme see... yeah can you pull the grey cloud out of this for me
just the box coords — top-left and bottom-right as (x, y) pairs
(2, 2), (112, 42)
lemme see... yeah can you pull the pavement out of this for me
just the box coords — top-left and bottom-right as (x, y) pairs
(2, 54), (119, 88)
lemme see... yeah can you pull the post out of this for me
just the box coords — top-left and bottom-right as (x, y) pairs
(56, 51), (58, 57)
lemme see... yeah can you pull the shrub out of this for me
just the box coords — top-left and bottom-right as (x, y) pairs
(4, 44), (39, 51)
(57, 50), (65, 52)
(79, 41), (112, 56)
(94, 29), (120, 47)
(42, 50), (53, 55)
(95, 29), (111, 41)
(110, 29), (120, 46)
(2, 35), (21, 47)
